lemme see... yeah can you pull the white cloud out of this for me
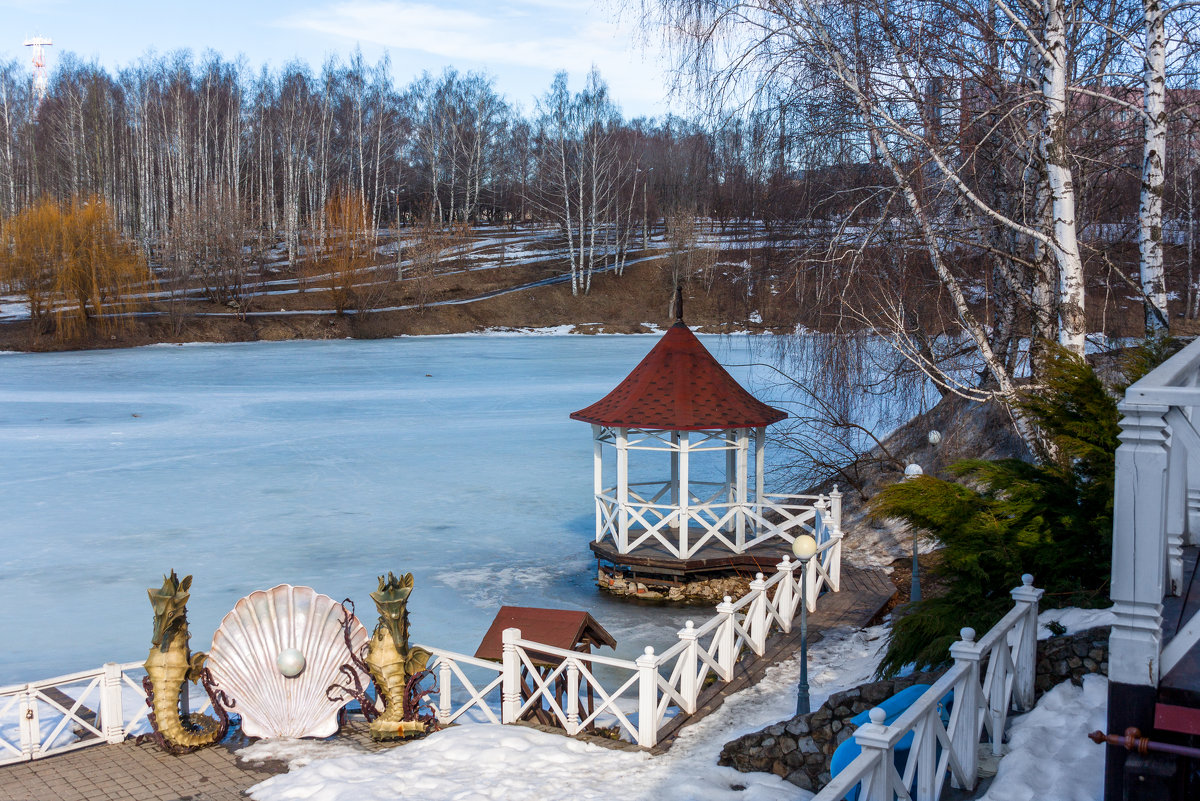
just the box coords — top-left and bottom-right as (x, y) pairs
(279, 0), (673, 115)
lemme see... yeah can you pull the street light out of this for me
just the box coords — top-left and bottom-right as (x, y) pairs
(904, 462), (924, 602)
(792, 533), (818, 715)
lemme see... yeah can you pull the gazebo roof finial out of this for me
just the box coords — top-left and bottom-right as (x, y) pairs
(674, 284), (684, 324)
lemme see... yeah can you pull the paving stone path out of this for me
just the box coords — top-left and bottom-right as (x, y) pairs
(0, 719), (393, 801)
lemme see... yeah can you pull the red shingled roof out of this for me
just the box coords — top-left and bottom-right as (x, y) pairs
(570, 322), (787, 431)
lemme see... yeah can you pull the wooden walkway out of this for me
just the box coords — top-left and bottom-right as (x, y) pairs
(652, 563), (896, 752)
(0, 565), (895, 799)
(1160, 545), (1200, 707)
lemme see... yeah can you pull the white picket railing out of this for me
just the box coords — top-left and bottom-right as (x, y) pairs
(596, 485), (840, 559)
(411, 528), (843, 748)
(1, 515), (842, 759)
(0, 660), (217, 765)
(813, 575), (1043, 801)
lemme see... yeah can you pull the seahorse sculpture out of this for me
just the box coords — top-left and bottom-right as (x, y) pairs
(141, 571), (231, 753)
(364, 571), (435, 740)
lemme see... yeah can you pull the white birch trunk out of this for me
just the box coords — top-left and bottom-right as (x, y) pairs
(1041, 0), (1086, 354)
(1140, 0), (1169, 332)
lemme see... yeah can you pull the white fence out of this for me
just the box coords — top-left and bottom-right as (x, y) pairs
(596, 484), (841, 559)
(1, 518), (842, 760)
(0, 661), (218, 765)
(813, 576), (1043, 801)
(421, 526), (842, 748)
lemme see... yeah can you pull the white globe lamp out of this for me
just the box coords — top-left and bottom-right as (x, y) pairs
(792, 533), (818, 562)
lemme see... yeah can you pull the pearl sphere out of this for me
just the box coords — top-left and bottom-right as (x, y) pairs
(276, 648), (306, 678)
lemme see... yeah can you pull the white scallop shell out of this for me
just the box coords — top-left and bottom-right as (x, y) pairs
(207, 584), (369, 739)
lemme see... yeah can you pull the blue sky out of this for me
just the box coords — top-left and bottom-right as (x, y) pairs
(0, 0), (676, 118)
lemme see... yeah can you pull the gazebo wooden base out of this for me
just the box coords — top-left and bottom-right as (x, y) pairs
(589, 534), (792, 585)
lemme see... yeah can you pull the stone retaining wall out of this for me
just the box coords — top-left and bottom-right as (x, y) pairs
(718, 626), (1111, 791)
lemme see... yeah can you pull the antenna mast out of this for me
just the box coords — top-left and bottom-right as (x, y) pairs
(23, 36), (52, 103)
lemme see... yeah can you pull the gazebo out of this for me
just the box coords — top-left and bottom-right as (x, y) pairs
(571, 291), (838, 579)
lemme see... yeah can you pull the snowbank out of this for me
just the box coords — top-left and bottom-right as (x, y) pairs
(243, 624), (891, 801)
(981, 675), (1107, 801)
(1037, 607), (1115, 640)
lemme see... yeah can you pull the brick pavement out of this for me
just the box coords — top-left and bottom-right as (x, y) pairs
(0, 719), (397, 801)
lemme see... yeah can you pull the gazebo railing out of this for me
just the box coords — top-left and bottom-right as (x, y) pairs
(596, 485), (839, 558)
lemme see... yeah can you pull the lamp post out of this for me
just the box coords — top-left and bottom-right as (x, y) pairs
(904, 462), (924, 602)
(792, 533), (818, 715)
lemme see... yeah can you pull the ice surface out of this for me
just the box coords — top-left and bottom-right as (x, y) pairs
(242, 623), (890, 801)
(0, 334), (909, 685)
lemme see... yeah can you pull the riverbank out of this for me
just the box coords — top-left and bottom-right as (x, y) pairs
(0, 227), (804, 352)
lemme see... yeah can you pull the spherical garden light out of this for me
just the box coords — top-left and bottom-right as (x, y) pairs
(792, 533), (818, 715)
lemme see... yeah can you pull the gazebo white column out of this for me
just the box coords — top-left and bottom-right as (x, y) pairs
(617, 427), (630, 552)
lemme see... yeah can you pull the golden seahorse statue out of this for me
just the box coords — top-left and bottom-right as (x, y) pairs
(141, 571), (230, 752)
(364, 572), (434, 740)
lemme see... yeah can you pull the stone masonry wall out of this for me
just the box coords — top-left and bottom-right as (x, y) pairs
(718, 626), (1110, 791)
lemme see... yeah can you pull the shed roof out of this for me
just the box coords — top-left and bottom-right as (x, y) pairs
(474, 606), (617, 667)
(570, 321), (787, 431)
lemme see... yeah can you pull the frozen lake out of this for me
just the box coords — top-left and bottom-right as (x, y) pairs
(0, 334), (818, 685)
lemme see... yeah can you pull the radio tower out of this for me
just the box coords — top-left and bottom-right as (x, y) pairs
(24, 36), (52, 103)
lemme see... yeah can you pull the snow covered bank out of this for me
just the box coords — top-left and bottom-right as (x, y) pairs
(243, 624), (890, 801)
(981, 675), (1107, 801)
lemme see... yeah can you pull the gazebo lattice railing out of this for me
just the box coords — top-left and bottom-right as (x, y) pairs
(591, 424), (842, 559)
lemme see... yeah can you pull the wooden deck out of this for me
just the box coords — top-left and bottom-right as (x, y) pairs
(1159, 545), (1200, 707)
(651, 563), (897, 753)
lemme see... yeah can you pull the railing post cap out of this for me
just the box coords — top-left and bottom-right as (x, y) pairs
(723, 595), (732, 604)
(961, 627), (976, 643)
(644, 646), (655, 656)
(831, 484), (841, 495)
(755, 572), (765, 581)
(868, 707), (887, 725)
(1022, 573), (1034, 586)
(502, 626), (522, 641)
(685, 620), (694, 630)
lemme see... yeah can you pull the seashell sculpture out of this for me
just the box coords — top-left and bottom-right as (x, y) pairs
(207, 584), (369, 739)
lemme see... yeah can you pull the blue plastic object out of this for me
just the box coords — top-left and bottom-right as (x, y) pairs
(827, 684), (954, 801)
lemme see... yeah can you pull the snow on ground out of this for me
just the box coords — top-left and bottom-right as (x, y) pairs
(1038, 607), (1115, 639)
(242, 624), (891, 801)
(981, 675), (1107, 801)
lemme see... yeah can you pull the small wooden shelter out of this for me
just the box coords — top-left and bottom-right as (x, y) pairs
(476, 606), (616, 729)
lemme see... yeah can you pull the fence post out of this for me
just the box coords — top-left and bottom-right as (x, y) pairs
(438, 659), (452, 726)
(775, 555), (797, 632)
(716, 596), (737, 680)
(948, 627), (981, 792)
(19, 687), (37, 760)
(637, 646), (658, 747)
(805, 550), (818, 612)
(1010, 574), (1044, 712)
(501, 627), (522, 724)
(829, 531), (843, 593)
(566, 661), (580, 735)
(100, 663), (125, 744)
(830, 484), (843, 532)
(678, 621), (700, 714)
(748, 573), (768, 654)
(852, 707), (895, 801)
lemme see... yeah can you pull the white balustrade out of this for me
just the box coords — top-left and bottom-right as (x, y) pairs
(0, 661), (156, 765)
(2, 528), (846, 758)
(811, 576), (1043, 801)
